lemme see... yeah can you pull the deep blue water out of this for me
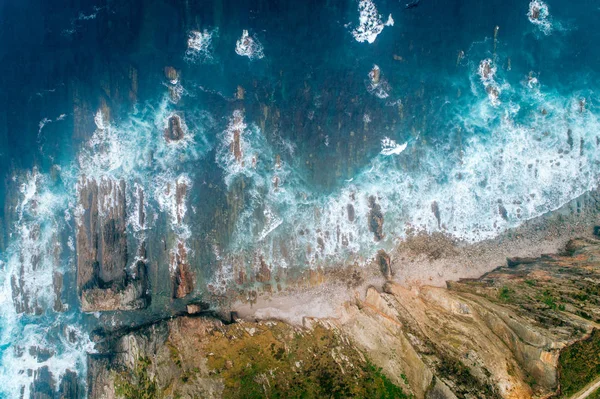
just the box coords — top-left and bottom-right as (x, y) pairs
(1, 0), (600, 396)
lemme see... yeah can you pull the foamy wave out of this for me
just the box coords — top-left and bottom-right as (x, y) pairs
(528, 0), (552, 35)
(0, 167), (94, 398)
(185, 29), (217, 63)
(235, 30), (265, 60)
(352, 0), (392, 44)
(214, 54), (600, 272)
(380, 138), (407, 156)
(477, 59), (503, 106)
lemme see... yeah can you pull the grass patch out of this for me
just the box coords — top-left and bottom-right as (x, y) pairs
(115, 357), (159, 399)
(558, 329), (600, 397)
(498, 286), (514, 303)
(206, 323), (410, 399)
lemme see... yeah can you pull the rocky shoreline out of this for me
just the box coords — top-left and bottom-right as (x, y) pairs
(70, 235), (600, 399)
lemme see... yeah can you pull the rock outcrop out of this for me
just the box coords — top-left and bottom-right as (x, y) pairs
(76, 177), (148, 311)
(87, 238), (600, 399)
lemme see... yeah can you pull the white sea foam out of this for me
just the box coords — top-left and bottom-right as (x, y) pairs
(235, 30), (265, 60)
(477, 59), (504, 107)
(0, 168), (95, 398)
(215, 52), (600, 273)
(528, 0), (552, 35)
(352, 0), (391, 44)
(185, 29), (217, 63)
(380, 138), (407, 155)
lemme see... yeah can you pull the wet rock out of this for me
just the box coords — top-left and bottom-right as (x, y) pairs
(368, 195), (384, 241)
(498, 203), (508, 221)
(376, 249), (393, 280)
(347, 204), (355, 222)
(567, 128), (574, 149)
(370, 65), (381, 84)
(431, 201), (441, 228)
(29, 346), (53, 363)
(173, 242), (195, 299)
(230, 113), (244, 163)
(58, 370), (82, 399)
(30, 366), (55, 399)
(164, 66), (179, 81)
(76, 178), (147, 311)
(236, 85), (245, 100)
(164, 114), (185, 142)
(187, 302), (209, 315)
(52, 272), (64, 312)
(255, 258), (272, 283)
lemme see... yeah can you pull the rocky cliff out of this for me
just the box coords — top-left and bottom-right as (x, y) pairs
(85, 237), (600, 399)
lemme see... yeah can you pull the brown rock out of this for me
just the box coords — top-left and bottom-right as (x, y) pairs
(76, 178), (147, 311)
(164, 115), (185, 142)
(236, 85), (245, 100)
(173, 242), (195, 299)
(255, 258), (271, 283)
(164, 66), (179, 81)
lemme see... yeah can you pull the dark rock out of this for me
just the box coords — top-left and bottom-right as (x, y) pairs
(593, 226), (600, 237)
(52, 272), (64, 312)
(30, 366), (55, 399)
(377, 249), (393, 280)
(368, 196), (384, 241)
(76, 178), (147, 311)
(431, 201), (441, 228)
(506, 257), (537, 268)
(29, 346), (53, 363)
(164, 115), (185, 142)
(58, 370), (82, 399)
(347, 204), (355, 222)
(498, 204), (508, 221)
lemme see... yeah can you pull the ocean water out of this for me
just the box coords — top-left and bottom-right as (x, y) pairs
(1, 0), (600, 396)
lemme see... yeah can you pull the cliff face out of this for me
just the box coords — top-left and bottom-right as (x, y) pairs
(87, 237), (600, 399)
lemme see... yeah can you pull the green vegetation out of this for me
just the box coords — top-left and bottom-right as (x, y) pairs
(589, 387), (600, 399)
(436, 354), (499, 398)
(498, 286), (514, 303)
(206, 323), (410, 399)
(538, 290), (558, 310)
(115, 357), (159, 399)
(558, 329), (600, 397)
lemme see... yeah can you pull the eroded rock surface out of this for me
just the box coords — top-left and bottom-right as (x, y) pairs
(87, 238), (600, 399)
(76, 178), (147, 311)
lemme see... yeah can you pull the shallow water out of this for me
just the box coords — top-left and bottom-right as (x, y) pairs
(1, 0), (600, 396)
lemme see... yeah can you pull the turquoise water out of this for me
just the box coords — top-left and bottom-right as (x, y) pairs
(1, 0), (600, 396)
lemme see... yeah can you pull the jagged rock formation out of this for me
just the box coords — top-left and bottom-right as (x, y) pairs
(87, 238), (600, 399)
(76, 177), (148, 311)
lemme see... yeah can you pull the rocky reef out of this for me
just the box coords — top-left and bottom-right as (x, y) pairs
(76, 177), (148, 311)
(85, 237), (600, 399)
